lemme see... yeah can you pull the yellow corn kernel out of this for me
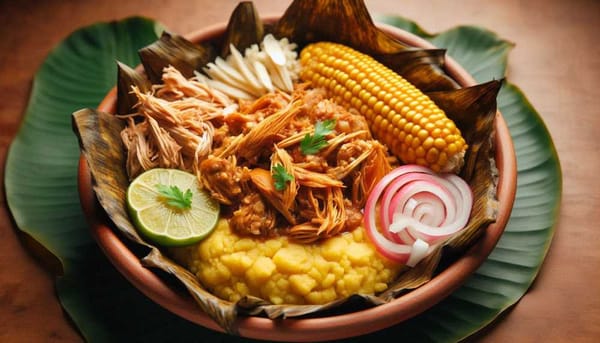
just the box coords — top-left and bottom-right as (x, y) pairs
(300, 42), (467, 172)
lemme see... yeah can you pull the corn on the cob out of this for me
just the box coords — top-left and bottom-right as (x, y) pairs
(299, 42), (466, 173)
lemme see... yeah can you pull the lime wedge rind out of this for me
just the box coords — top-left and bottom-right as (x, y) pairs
(126, 168), (220, 247)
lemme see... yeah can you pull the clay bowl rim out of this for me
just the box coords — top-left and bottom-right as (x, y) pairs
(77, 17), (517, 342)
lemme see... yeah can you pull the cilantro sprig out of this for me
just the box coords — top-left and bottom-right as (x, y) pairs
(272, 164), (294, 191)
(300, 119), (336, 155)
(156, 184), (193, 209)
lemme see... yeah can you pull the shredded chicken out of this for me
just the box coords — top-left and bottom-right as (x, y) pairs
(230, 193), (277, 236)
(119, 65), (395, 243)
(158, 65), (233, 107)
(288, 187), (346, 243)
(199, 155), (245, 205)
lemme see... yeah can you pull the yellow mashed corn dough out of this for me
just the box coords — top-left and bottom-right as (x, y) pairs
(172, 219), (402, 305)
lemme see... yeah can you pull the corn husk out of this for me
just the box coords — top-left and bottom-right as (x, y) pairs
(73, 0), (501, 334)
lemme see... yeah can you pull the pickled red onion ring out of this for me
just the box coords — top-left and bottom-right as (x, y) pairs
(364, 165), (473, 266)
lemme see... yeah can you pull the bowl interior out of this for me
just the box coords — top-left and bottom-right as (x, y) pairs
(78, 20), (517, 342)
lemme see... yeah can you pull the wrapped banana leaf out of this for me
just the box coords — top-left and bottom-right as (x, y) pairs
(273, 0), (406, 54)
(72, 109), (238, 331)
(138, 31), (215, 84)
(272, 0), (458, 90)
(374, 49), (461, 91)
(431, 80), (503, 181)
(116, 61), (151, 114)
(220, 1), (264, 57)
(73, 0), (502, 334)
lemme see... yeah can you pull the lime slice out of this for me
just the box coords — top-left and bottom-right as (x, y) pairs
(126, 168), (220, 246)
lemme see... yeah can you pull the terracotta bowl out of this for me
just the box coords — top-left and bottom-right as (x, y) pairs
(78, 18), (517, 342)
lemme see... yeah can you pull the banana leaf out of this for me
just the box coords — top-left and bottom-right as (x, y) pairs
(73, 0), (503, 333)
(374, 49), (460, 91)
(220, 1), (264, 57)
(138, 31), (215, 84)
(136, 0), (264, 85)
(116, 62), (151, 114)
(4, 1), (560, 342)
(273, 0), (406, 54)
(273, 0), (461, 92)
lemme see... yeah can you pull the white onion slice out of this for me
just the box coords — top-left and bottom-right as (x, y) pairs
(363, 165), (473, 266)
(406, 239), (430, 267)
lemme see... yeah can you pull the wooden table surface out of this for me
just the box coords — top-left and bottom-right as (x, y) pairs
(1, 0), (598, 342)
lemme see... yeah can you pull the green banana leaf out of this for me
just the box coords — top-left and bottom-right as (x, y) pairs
(4, 17), (236, 342)
(4, 13), (560, 343)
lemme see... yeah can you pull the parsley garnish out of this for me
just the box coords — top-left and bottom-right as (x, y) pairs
(272, 164), (294, 191)
(300, 119), (336, 155)
(156, 184), (193, 209)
